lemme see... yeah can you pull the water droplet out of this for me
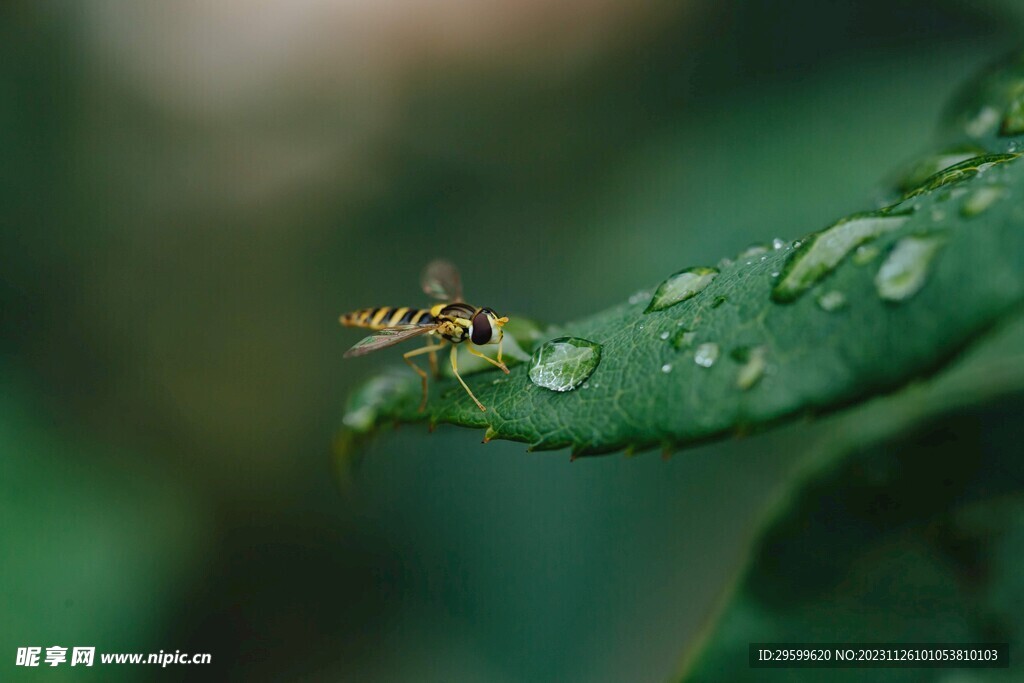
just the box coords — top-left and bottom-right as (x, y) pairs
(903, 153), (1019, 200)
(1009, 140), (1021, 153)
(1000, 84), (1024, 137)
(770, 271), (780, 278)
(965, 105), (1001, 138)
(659, 331), (670, 340)
(661, 363), (672, 373)
(645, 266), (719, 313)
(528, 337), (602, 392)
(671, 328), (697, 350)
(816, 290), (847, 312)
(772, 238), (786, 250)
(732, 346), (768, 390)
(894, 146), (986, 194)
(694, 343), (720, 368)
(961, 185), (1007, 217)
(772, 211), (911, 303)
(853, 244), (880, 265)
(738, 244), (770, 259)
(717, 257), (735, 269)
(930, 208), (946, 222)
(628, 290), (651, 305)
(874, 234), (948, 303)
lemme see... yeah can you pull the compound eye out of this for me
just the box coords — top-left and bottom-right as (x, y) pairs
(470, 310), (492, 345)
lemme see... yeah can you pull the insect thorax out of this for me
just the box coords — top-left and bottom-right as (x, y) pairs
(436, 302), (475, 343)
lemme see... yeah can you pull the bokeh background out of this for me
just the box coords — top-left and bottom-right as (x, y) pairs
(2, 1), (1023, 680)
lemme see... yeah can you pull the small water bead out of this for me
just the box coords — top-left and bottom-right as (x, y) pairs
(659, 331), (670, 340)
(694, 343), (720, 368)
(732, 346), (768, 390)
(770, 271), (780, 278)
(528, 337), (603, 392)
(671, 328), (697, 350)
(816, 290), (847, 312)
(661, 364), (673, 374)
(645, 266), (719, 313)
(738, 244), (770, 259)
(965, 105), (1001, 138)
(628, 290), (651, 305)
(874, 234), (948, 303)
(772, 238), (786, 250)
(853, 244), (880, 265)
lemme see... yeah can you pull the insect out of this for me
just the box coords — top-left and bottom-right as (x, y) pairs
(340, 259), (509, 412)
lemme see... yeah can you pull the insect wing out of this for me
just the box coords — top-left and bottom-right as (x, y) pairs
(421, 259), (463, 302)
(343, 325), (435, 358)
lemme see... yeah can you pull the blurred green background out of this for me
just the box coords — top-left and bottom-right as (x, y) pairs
(2, 1), (1022, 680)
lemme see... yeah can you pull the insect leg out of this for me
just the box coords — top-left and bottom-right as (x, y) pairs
(467, 345), (509, 374)
(403, 342), (448, 412)
(451, 345), (486, 412)
(424, 336), (440, 378)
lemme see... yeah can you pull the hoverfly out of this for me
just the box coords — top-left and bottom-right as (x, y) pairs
(340, 259), (509, 412)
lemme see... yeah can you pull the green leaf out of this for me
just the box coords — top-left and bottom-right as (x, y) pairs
(677, 315), (1024, 682)
(339, 51), (1024, 457)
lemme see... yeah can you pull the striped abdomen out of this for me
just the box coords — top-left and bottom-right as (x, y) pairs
(339, 306), (436, 330)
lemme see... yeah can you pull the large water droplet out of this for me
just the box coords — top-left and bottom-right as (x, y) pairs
(902, 153), (1019, 200)
(528, 337), (602, 392)
(816, 290), (847, 312)
(961, 185), (1007, 217)
(732, 346), (767, 390)
(894, 146), (986, 194)
(694, 343), (720, 368)
(645, 266), (718, 313)
(661, 363), (672, 374)
(874, 234), (947, 303)
(772, 211), (910, 303)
